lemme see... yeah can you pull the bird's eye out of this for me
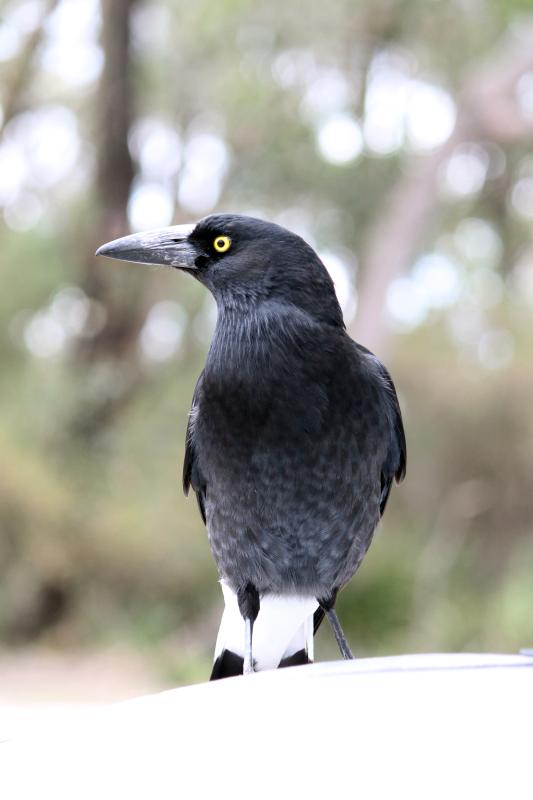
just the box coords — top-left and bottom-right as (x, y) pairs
(213, 235), (231, 253)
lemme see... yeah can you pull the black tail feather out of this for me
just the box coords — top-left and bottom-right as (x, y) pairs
(210, 649), (244, 680)
(313, 606), (325, 635)
(278, 648), (311, 668)
(210, 645), (313, 679)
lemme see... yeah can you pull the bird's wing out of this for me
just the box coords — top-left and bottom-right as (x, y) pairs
(183, 371), (207, 524)
(355, 343), (406, 515)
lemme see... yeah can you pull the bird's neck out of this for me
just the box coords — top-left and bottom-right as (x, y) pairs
(204, 301), (317, 383)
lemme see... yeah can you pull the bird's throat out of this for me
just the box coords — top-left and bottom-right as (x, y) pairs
(205, 302), (309, 386)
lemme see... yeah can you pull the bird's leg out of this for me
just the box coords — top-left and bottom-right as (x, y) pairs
(325, 608), (354, 660)
(237, 583), (260, 675)
(318, 593), (354, 660)
(243, 618), (253, 674)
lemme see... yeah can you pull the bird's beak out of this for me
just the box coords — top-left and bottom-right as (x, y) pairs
(95, 223), (199, 270)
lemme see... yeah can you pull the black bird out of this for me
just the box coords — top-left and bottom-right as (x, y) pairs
(97, 214), (406, 679)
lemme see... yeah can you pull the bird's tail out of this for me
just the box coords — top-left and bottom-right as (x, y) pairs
(210, 582), (318, 680)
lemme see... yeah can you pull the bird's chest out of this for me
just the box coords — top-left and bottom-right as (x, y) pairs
(195, 384), (266, 463)
(194, 373), (324, 472)
(191, 320), (381, 513)
(192, 364), (364, 514)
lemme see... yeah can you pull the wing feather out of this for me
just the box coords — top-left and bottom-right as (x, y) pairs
(355, 343), (406, 515)
(183, 372), (207, 524)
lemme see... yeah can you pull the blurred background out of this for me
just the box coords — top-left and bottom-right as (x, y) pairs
(1, 0), (533, 703)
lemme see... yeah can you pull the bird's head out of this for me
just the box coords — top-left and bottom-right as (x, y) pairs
(96, 214), (344, 327)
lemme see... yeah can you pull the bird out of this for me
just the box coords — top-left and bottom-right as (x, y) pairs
(96, 214), (406, 679)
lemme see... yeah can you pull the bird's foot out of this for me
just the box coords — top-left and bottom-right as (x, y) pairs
(243, 654), (255, 675)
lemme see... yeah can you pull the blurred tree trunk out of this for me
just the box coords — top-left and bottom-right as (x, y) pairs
(82, 0), (143, 362)
(0, 0), (60, 133)
(72, 0), (147, 440)
(351, 24), (533, 357)
(95, 0), (137, 251)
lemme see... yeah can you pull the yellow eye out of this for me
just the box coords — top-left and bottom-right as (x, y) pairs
(213, 235), (231, 253)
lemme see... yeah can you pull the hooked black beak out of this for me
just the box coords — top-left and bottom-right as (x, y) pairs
(95, 223), (199, 270)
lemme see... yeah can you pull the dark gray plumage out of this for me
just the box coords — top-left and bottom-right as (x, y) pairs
(97, 213), (406, 678)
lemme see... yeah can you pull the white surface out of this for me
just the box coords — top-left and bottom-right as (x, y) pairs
(2, 653), (532, 799)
